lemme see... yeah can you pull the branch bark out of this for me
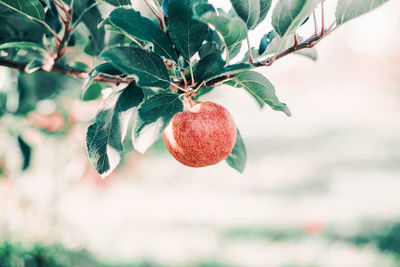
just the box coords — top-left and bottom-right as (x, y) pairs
(0, 58), (134, 84)
(0, 28), (332, 88)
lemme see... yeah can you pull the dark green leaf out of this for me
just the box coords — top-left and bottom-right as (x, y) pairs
(336, 0), (389, 25)
(86, 82), (144, 178)
(194, 52), (225, 82)
(226, 129), (247, 173)
(70, 61), (90, 71)
(95, 62), (124, 75)
(101, 46), (171, 89)
(82, 63), (124, 98)
(133, 93), (183, 153)
(258, 30), (277, 55)
(17, 136), (32, 171)
(198, 63), (252, 84)
(0, 0), (45, 21)
(98, 0), (130, 6)
(0, 92), (7, 117)
(272, 0), (319, 38)
(109, 8), (178, 62)
(168, 0), (208, 60)
(233, 71), (291, 116)
(258, 32), (317, 61)
(194, 86), (214, 99)
(199, 41), (224, 58)
(82, 82), (104, 101)
(229, 0), (260, 30)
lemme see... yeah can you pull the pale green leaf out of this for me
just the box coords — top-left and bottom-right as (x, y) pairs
(336, 0), (389, 25)
(226, 129), (247, 173)
(294, 47), (317, 60)
(0, 0), (45, 20)
(272, 0), (319, 37)
(258, 0), (273, 24)
(0, 42), (46, 53)
(233, 71), (291, 116)
(230, 0), (260, 30)
(196, 10), (248, 61)
(86, 82), (144, 178)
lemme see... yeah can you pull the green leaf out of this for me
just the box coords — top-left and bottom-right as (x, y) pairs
(194, 52), (225, 82)
(201, 63), (252, 83)
(70, 0), (105, 56)
(336, 0), (389, 25)
(101, 46), (171, 89)
(109, 8), (178, 62)
(86, 82), (144, 178)
(226, 129), (247, 173)
(0, 0), (45, 21)
(225, 79), (265, 108)
(272, 0), (319, 38)
(95, 62), (124, 75)
(82, 63), (124, 98)
(133, 93), (183, 154)
(24, 59), (45, 74)
(258, 30), (278, 55)
(294, 47), (317, 60)
(258, 0), (273, 25)
(0, 41), (47, 53)
(98, 0), (130, 6)
(199, 41), (224, 59)
(233, 71), (291, 116)
(229, 0), (260, 30)
(196, 10), (248, 62)
(168, 0), (209, 60)
(82, 82), (105, 101)
(258, 32), (317, 61)
(17, 136), (32, 171)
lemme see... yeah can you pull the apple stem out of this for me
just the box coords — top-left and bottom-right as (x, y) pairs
(183, 94), (196, 110)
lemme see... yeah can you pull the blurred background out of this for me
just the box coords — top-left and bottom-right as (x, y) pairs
(1, 0), (400, 266)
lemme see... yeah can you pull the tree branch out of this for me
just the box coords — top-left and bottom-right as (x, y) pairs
(205, 30), (332, 87)
(0, 58), (134, 85)
(0, 26), (334, 88)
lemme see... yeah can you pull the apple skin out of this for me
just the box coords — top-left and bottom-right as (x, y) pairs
(163, 101), (237, 167)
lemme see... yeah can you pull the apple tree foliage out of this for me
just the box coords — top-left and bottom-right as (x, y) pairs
(0, 0), (391, 177)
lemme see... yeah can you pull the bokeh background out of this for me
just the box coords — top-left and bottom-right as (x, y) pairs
(1, 0), (400, 266)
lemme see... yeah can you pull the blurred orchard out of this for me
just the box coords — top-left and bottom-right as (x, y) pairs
(1, 0), (400, 266)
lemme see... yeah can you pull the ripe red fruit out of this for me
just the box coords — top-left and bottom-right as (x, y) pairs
(163, 101), (237, 167)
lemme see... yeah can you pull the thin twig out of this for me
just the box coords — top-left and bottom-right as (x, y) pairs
(312, 11), (318, 34)
(320, 0), (325, 37)
(52, 0), (73, 67)
(189, 62), (195, 87)
(293, 33), (298, 48)
(246, 36), (253, 63)
(0, 58), (134, 84)
(144, 0), (166, 32)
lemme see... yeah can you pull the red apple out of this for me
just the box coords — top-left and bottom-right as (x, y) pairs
(163, 101), (237, 167)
